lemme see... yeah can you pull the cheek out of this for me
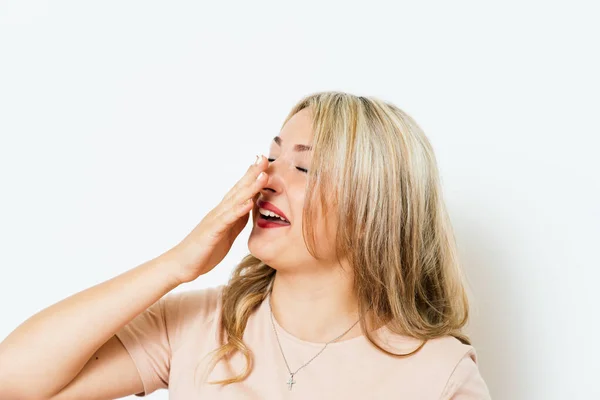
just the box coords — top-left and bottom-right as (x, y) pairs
(288, 187), (306, 219)
(293, 195), (334, 235)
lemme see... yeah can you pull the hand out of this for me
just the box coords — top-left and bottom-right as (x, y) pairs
(167, 155), (268, 284)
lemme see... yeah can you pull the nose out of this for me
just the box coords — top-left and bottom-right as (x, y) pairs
(260, 158), (284, 195)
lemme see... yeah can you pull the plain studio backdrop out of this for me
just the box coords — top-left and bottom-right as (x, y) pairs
(1, 1), (599, 399)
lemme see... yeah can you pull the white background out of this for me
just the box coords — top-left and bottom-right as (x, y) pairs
(1, 1), (599, 399)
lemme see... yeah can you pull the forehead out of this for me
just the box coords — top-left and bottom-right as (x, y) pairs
(272, 108), (313, 148)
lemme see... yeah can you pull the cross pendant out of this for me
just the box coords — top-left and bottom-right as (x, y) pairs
(287, 373), (296, 390)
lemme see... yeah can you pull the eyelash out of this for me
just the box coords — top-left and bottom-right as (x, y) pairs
(267, 158), (308, 173)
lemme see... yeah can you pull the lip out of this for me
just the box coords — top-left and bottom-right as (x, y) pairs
(256, 200), (290, 223)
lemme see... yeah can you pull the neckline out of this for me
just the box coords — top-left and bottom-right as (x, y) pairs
(263, 292), (388, 349)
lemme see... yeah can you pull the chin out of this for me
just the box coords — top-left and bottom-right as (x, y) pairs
(250, 242), (297, 272)
(248, 237), (277, 263)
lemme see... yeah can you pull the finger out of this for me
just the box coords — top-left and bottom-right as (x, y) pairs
(222, 155), (266, 203)
(215, 169), (266, 223)
(230, 170), (267, 208)
(217, 196), (255, 231)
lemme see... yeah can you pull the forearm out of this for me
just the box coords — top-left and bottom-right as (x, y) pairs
(0, 251), (181, 399)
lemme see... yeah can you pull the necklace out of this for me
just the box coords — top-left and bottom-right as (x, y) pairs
(268, 295), (361, 391)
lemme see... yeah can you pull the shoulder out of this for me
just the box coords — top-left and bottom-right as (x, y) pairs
(163, 285), (224, 317)
(376, 331), (489, 398)
(378, 330), (474, 366)
(437, 341), (491, 399)
(420, 335), (477, 364)
(421, 336), (491, 399)
(161, 285), (225, 350)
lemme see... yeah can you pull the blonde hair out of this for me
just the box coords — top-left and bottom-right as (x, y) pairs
(198, 91), (471, 385)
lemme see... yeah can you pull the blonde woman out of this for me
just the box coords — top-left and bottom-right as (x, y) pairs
(0, 92), (491, 399)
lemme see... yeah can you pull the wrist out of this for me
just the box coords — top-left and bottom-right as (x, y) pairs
(153, 249), (186, 288)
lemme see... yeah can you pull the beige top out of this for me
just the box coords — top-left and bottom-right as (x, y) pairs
(115, 285), (491, 399)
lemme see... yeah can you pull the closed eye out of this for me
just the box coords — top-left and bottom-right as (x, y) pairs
(267, 158), (308, 173)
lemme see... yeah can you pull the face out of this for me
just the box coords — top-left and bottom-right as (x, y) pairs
(248, 108), (338, 271)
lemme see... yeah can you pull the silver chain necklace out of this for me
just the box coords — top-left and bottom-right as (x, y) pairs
(268, 295), (360, 391)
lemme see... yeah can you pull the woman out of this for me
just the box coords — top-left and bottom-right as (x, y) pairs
(0, 91), (491, 399)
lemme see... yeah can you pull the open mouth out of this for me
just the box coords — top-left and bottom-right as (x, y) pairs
(258, 208), (290, 225)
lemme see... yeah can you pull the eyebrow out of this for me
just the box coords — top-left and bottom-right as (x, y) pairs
(272, 136), (312, 152)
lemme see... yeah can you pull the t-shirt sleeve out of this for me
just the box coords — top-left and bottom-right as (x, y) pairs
(439, 351), (492, 399)
(114, 286), (223, 397)
(114, 292), (177, 397)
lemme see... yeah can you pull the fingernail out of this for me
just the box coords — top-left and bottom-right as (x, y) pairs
(257, 172), (265, 180)
(254, 155), (262, 165)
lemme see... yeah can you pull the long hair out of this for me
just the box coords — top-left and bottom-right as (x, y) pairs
(199, 91), (471, 385)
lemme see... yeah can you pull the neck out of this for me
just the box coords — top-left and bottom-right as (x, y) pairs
(268, 265), (363, 344)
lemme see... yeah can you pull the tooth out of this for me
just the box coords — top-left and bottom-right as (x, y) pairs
(258, 207), (288, 222)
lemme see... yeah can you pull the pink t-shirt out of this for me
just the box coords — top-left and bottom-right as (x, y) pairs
(115, 285), (491, 399)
